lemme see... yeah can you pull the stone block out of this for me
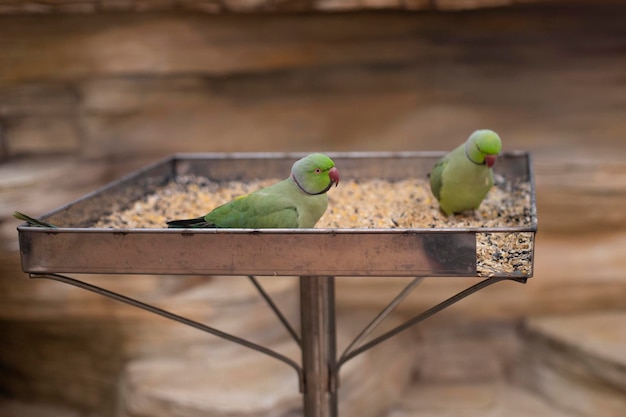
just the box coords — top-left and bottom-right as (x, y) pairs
(119, 310), (418, 417)
(514, 312), (626, 417)
(435, 0), (514, 10)
(5, 116), (81, 155)
(222, 0), (267, 11)
(403, 0), (431, 10)
(315, 0), (361, 11)
(21, 2), (54, 12)
(0, 83), (78, 117)
(0, 3), (23, 14)
(177, 0), (222, 12)
(135, 0), (177, 11)
(0, 319), (125, 413)
(0, 399), (83, 417)
(361, 0), (402, 8)
(98, 0), (134, 11)
(386, 382), (571, 417)
(55, 2), (96, 13)
(415, 321), (520, 382)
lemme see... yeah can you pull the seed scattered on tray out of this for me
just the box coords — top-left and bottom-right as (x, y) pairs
(95, 175), (534, 276)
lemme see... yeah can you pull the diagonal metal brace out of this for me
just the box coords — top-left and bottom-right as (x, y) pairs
(339, 276), (425, 366)
(336, 276), (525, 370)
(248, 276), (302, 347)
(29, 273), (305, 392)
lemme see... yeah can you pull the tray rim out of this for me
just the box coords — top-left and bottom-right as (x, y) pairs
(16, 150), (538, 234)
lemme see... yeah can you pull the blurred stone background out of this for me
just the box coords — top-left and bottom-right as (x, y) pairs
(1, 0), (626, 416)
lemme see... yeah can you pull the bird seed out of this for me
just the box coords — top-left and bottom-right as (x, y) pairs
(95, 175), (534, 277)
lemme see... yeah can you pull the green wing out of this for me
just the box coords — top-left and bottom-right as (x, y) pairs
(206, 191), (299, 228)
(429, 158), (448, 201)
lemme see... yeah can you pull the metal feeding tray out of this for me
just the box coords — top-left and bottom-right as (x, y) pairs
(17, 151), (536, 278)
(16, 151), (537, 417)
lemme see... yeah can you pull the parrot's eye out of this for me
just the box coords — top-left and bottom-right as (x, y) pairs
(314, 168), (321, 174)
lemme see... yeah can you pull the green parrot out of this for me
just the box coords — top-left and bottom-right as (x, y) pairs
(167, 153), (339, 229)
(429, 129), (502, 216)
(13, 211), (57, 228)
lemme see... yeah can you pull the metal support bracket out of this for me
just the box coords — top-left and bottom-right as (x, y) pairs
(29, 272), (525, 417)
(336, 276), (526, 370)
(29, 273), (306, 392)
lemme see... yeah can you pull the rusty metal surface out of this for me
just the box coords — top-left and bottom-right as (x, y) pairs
(16, 152), (537, 277)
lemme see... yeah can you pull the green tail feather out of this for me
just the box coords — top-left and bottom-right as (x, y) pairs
(13, 211), (58, 228)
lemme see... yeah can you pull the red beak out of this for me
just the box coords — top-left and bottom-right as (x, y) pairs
(485, 155), (497, 168)
(329, 167), (340, 186)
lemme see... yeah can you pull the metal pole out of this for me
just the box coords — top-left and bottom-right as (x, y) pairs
(300, 276), (337, 417)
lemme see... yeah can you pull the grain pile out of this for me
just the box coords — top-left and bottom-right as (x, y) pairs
(95, 175), (534, 277)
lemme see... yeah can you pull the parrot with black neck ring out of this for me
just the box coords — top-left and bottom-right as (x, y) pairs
(167, 153), (339, 229)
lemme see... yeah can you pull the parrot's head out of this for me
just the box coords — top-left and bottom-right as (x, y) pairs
(291, 153), (339, 195)
(467, 129), (502, 168)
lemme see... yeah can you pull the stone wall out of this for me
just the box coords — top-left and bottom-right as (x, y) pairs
(0, 0), (560, 14)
